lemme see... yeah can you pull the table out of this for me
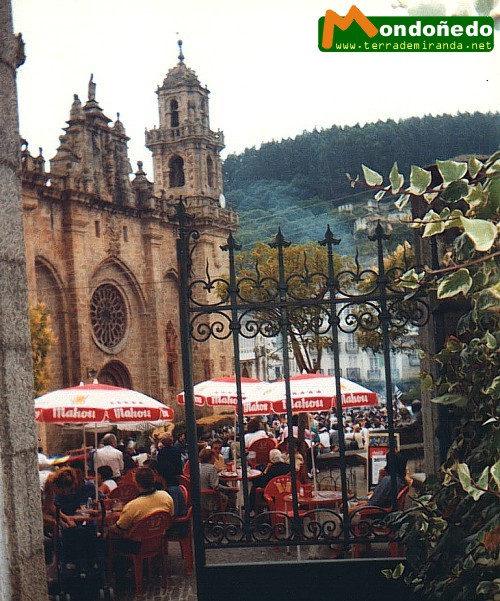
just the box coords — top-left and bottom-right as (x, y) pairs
(219, 469), (262, 512)
(284, 490), (344, 509)
(219, 468), (262, 482)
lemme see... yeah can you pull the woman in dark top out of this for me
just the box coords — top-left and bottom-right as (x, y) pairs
(249, 449), (290, 512)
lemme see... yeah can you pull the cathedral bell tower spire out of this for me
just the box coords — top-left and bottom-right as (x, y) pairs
(145, 42), (224, 202)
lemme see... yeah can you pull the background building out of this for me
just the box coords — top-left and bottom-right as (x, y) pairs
(21, 44), (237, 452)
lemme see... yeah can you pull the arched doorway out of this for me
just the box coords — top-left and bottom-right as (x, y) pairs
(98, 360), (132, 388)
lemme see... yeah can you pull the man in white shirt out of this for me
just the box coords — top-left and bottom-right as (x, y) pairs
(93, 433), (124, 478)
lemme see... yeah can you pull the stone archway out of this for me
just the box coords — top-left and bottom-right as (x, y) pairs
(98, 360), (132, 388)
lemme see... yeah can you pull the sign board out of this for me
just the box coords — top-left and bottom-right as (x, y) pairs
(366, 431), (400, 491)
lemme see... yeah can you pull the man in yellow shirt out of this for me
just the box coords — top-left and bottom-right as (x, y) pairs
(109, 467), (174, 536)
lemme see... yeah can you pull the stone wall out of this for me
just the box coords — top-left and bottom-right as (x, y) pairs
(0, 2), (48, 598)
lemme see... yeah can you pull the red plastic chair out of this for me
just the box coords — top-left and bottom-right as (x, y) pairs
(247, 437), (277, 468)
(108, 511), (171, 596)
(351, 485), (410, 558)
(108, 483), (139, 505)
(177, 475), (191, 504)
(182, 460), (190, 477)
(164, 485), (193, 575)
(263, 475), (307, 523)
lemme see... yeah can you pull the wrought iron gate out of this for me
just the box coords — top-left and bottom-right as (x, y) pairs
(174, 201), (429, 601)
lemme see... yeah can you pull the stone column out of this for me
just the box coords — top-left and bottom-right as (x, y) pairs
(0, 2), (48, 599)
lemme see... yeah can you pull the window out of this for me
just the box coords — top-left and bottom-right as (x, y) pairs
(123, 226), (128, 242)
(95, 221), (101, 237)
(207, 156), (214, 187)
(90, 284), (127, 351)
(170, 99), (179, 128)
(169, 155), (185, 187)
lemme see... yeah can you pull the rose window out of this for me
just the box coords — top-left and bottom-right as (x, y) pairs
(90, 285), (127, 350)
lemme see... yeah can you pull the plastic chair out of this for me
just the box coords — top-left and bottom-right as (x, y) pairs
(108, 511), (171, 596)
(164, 485), (193, 575)
(351, 485), (410, 558)
(247, 437), (277, 468)
(263, 475), (307, 523)
(177, 474), (191, 504)
(108, 483), (139, 505)
(182, 460), (190, 477)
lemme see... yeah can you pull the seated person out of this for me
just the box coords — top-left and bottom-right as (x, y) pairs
(249, 449), (290, 512)
(52, 466), (97, 521)
(199, 448), (237, 514)
(279, 438), (305, 473)
(211, 439), (226, 472)
(244, 417), (268, 448)
(345, 424), (364, 450)
(109, 467), (174, 537)
(97, 465), (117, 495)
(318, 427), (332, 454)
(143, 459), (167, 490)
(351, 453), (408, 510)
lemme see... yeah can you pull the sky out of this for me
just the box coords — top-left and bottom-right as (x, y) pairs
(11, 0), (499, 177)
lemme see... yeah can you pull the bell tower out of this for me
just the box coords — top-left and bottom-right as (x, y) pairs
(146, 41), (225, 202)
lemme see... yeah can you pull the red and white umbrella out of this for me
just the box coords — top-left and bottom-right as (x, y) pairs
(35, 382), (174, 424)
(267, 373), (378, 414)
(177, 376), (274, 416)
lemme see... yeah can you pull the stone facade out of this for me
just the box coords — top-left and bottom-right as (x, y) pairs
(22, 43), (237, 453)
(0, 1), (48, 598)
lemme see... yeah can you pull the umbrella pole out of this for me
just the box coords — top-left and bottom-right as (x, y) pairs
(94, 424), (99, 504)
(83, 424), (87, 479)
(311, 444), (318, 492)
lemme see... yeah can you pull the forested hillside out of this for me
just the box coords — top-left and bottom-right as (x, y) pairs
(223, 112), (499, 253)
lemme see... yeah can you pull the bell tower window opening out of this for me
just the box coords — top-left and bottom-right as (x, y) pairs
(207, 156), (214, 188)
(170, 99), (179, 128)
(169, 155), (185, 188)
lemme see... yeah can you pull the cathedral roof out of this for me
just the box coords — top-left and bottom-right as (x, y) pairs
(160, 40), (201, 89)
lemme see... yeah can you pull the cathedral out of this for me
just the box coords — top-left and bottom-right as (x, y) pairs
(21, 43), (237, 452)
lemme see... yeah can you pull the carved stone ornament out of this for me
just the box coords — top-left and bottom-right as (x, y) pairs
(90, 284), (127, 351)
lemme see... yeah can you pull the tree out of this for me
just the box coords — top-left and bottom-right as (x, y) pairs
(233, 240), (353, 373)
(30, 302), (57, 396)
(356, 152), (499, 600)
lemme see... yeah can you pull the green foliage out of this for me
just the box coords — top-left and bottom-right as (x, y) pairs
(30, 302), (57, 396)
(223, 113), (499, 255)
(232, 242), (353, 373)
(361, 151), (500, 600)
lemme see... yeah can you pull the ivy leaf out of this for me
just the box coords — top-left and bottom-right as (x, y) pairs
(362, 164), (383, 186)
(408, 165), (432, 195)
(483, 375), (500, 397)
(374, 189), (386, 201)
(432, 393), (467, 407)
(459, 216), (497, 252)
(389, 162), (404, 194)
(437, 159), (468, 185)
(423, 220), (445, 237)
(437, 268), (472, 299)
(395, 193), (410, 210)
(392, 563), (405, 579)
(475, 466), (490, 499)
(491, 459), (500, 490)
(422, 374), (433, 389)
(440, 179), (469, 202)
(484, 332), (497, 349)
(457, 463), (472, 490)
(468, 156), (483, 179)
(424, 192), (439, 204)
